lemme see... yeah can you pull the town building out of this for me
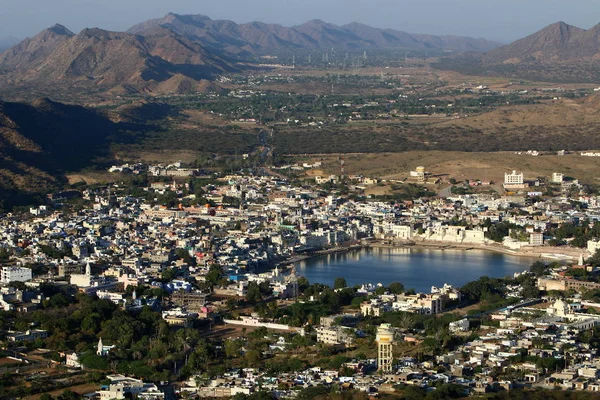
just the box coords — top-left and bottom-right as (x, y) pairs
(1, 266), (32, 283)
(96, 374), (164, 400)
(552, 173), (564, 184)
(504, 170), (527, 190)
(316, 326), (355, 345)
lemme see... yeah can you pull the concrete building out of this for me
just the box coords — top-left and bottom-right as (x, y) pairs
(7, 329), (47, 342)
(552, 173), (564, 184)
(538, 277), (600, 293)
(361, 301), (383, 317)
(449, 319), (470, 333)
(316, 326), (354, 345)
(376, 324), (394, 373)
(421, 226), (486, 245)
(410, 166), (426, 183)
(1, 266), (32, 283)
(393, 293), (443, 314)
(504, 170), (526, 189)
(66, 352), (82, 369)
(58, 264), (84, 278)
(96, 374), (164, 400)
(588, 239), (600, 255)
(529, 232), (544, 246)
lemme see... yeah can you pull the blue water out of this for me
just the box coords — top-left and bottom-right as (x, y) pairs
(295, 247), (533, 292)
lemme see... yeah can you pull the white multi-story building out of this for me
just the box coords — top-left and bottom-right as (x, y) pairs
(1, 266), (32, 283)
(552, 172), (564, 184)
(504, 170), (525, 189)
(316, 326), (354, 345)
(66, 352), (82, 369)
(376, 222), (413, 240)
(589, 239), (600, 255)
(530, 232), (544, 246)
(449, 319), (470, 333)
(97, 374), (164, 400)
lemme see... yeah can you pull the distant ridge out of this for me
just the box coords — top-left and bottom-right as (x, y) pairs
(481, 21), (595, 64)
(435, 21), (600, 82)
(0, 13), (501, 97)
(127, 13), (502, 54)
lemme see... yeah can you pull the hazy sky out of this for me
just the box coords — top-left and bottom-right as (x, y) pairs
(1, 0), (599, 43)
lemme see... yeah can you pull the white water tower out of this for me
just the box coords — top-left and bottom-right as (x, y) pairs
(376, 323), (394, 372)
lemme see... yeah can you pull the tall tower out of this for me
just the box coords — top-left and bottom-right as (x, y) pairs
(376, 324), (394, 372)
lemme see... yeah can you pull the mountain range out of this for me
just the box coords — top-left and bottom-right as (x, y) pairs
(0, 21), (237, 97)
(128, 13), (501, 55)
(0, 13), (502, 98)
(3, 13), (598, 96)
(436, 21), (600, 82)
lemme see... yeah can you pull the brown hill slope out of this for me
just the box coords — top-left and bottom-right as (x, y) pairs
(435, 21), (600, 82)
(482, 22), (597, 64)
(0, 24), (74, 70)
(0, 25), (235, 97)
(0, 98), (160, 208)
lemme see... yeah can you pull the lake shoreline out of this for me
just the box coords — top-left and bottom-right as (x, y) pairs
(277, 239), (584, 282)
(280, 239), (581, 269)
(369, 241), (540, 259)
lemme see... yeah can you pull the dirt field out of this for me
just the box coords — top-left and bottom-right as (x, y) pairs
(442, 97), (600, 130)
(66, 171), (117, 185)
(203, 323), (263, 340)
(292, 151), (600, 185)
(22, 382), (98, 400)
(112, 149), (199, 164)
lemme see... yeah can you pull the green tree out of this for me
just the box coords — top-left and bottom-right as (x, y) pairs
(388, 282), (405, 294)
(530, 261), (549, 276)
(205, 265), (224, 287)
(80, 354), (109, 370)
(244, 349), (262, 367)
(246, 282), (262, 303)
(333, 277), (347, 289)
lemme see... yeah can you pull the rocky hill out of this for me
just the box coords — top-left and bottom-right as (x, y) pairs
(435, 21), (600, 82)
(0, 98), (154, 208)
(0, 25), (235, 97)
(482, 22), (599, 64)
(128, 13), (502, 55)
(0, 25), (70, 70)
